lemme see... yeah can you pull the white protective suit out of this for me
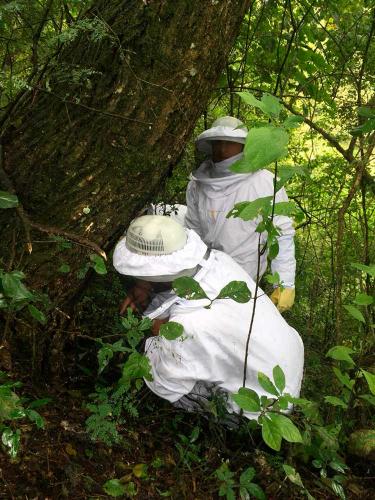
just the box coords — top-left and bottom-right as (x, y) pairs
(185, 154), (296, 287)
(143, 249), (304, 419)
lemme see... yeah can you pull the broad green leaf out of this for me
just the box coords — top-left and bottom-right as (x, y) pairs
(258, 372), (279, 396)
(103, 479), (127, 497)
(232, 387), (261, 412)
(260, 416), (282, 451)
(227, 196), (273, 221)
(326, 346), (355, 365)
(122, 352), (152, 382)
(237, 92), (282, 118)
(26, 409), (45, 428)
(283, 464), (304, 488)
(350, 118), (375, 136)
(89, 254), (107, 275)
(159, 321), (184, 340)
(269, 413), (302, 443)
(0, 191), (19, 209)
(244, 483), (266, 500)
(239, 466), (256, 486)
(273, 201), (298, 217)
(28, 304), (47, 325)
(324, 396), (348, 409)
(2, 273), (33, 301)
(361, 370), (375, 395)
(275, 165), (307, 191)
(217, 281), (251, 303)
(331, 480), (346, 500)
(332, 367), (355, 390)
(268, 239), (279, 260)
(354, 293), (373, 306)
(343, 305), (365, 323)
(351, 263), (375, 277)
(273, 365), (286, 393)
(283, 115), (304, 129)
(173, 276), (208, 300)
(231, 127), (289, 172)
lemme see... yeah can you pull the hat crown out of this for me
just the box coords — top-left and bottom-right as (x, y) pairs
(125, 215), (187, 256)
(211, 116), (247, 132)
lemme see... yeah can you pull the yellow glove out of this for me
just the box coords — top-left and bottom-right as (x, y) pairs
(270, 287), (295, 313)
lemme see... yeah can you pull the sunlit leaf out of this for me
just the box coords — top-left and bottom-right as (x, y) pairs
(361, 370), (375, 395)
(260, 416), (281, 451)
(269, 413), (302, 443)
(273, 365), (286, 393)
(326, 346), (355, 365)
(89, 254), (107, 275)
(232, 387), (261, 412)
(258, 372), (279, 396)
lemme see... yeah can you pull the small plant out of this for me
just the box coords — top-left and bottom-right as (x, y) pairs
(215, 462), (266, 500)
(0, 371), (49, 458)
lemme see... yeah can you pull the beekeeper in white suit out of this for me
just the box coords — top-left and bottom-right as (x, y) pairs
(113, 215), (304, 419)
(185, 116), (296, 313)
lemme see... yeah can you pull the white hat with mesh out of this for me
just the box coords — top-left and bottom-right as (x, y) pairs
(113, 215), (207, 282)
(195, 116), (248, 155)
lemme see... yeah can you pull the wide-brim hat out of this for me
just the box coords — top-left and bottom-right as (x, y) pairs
(113, 229), (207, 282)
(195, 116), (248, 155)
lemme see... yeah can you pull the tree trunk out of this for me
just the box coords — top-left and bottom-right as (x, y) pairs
(0, 0), (250, 373)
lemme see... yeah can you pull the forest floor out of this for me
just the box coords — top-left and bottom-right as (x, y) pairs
(1, 365), (374, 500)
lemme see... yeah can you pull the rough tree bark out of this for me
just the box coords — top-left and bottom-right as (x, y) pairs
(0, 0), (250, 373)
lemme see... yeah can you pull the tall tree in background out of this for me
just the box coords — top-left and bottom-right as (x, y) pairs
(0, 0), (250, 371)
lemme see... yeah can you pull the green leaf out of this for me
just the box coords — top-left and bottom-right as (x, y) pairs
(26, 409), (45, 428)
(237, 92), (282, 118)
(58, 264), (71, 273)
(173, 276), (209, 300)
(361, 370), (375, 395)
(122, 352), (152, 382)
(343, 305), (365, 323)
(103, 479), (127, 497)
(324, 396), (348, 409)
(350, 262), (375, 277)
(273, 201), (298, 217)
(89, 254), (107, 275)
(359, 394), (375, 406)
(2, 273), (33, 301)
(358, 107), (375, 118)
(247, 483), (266, 500)
(258, 372), (279, 396)
(231, 127), (289, 172)
(2, 428), (21, 458)
(350, 118), (375, 136)
(283, 115), (304, 129)
(273, 365), (286, 393)
(326, 346), (355, 365)
(269, 413), (302, 443)
(283, 464), (305, 488)
(332, 367), (355, 390)
(159, 321), (184, 340)
(354, 293), (373, 306)
(260, 416), (282, 451)
(227, 196), (273, 221)
(265, 272), (281, 286)
(0, 191), (19, 209)
(28, 304), (47, 325)
(217, 281), (251, 303)
(239, 466), (255, 486)
(232, 387), (261, 412)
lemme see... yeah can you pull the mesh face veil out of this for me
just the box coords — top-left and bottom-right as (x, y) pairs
(125, 215), (187, 256)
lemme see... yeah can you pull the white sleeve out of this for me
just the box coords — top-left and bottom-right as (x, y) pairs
(271, 187), (296, 288)
(185, 180), (202, 236)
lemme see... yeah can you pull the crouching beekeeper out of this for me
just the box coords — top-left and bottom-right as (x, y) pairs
(113, 215), (304, 419)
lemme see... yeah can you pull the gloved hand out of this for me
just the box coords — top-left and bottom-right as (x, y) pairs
(270, 287), (295, 313)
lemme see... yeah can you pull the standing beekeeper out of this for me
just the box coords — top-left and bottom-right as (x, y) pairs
(185, 116), (296, 313)
(113, 215), (304, 419)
